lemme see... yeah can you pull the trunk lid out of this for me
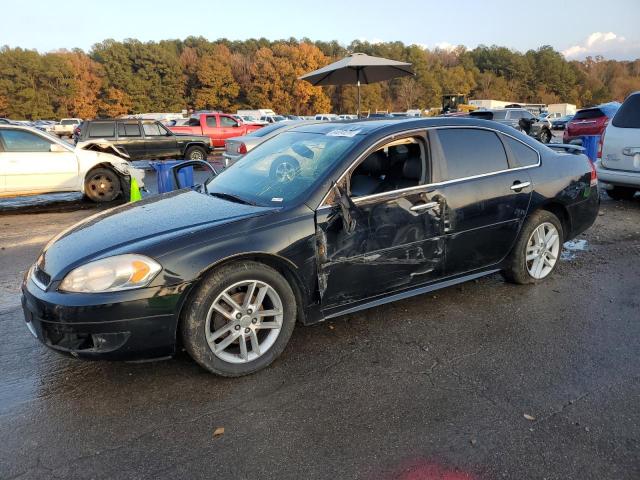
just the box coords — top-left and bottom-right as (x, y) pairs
(601, 94), (640, 172)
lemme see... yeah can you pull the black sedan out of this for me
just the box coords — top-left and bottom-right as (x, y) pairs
(22, 118), (600, 376)
(552, 115), (574, 130)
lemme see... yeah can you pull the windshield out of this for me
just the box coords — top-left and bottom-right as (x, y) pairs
(206, 131), (358, 207)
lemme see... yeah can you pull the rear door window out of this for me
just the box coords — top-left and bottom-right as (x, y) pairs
(502, 135), (539, 167)
(205, 116), (218, 128)
(436, 128), (509, 180)
(88, 122), (115, 138)
(612, 94), (640, 128)
(117, 122), (142, 137)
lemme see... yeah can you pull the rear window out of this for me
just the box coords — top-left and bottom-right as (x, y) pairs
(250, 123), (290, 138)
(502, 135), (539, 167)
(612, 94), (640, 128)
(573, 108), (604, 120)
(437, 128), (509, 180)
(88, 122), (115, 138)
(60, 119), (78, 125)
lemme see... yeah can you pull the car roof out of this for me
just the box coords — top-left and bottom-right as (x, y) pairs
(288, 116), (524, 136)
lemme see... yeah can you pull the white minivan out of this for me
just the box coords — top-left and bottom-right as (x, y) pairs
(596, 92), (640, 200)
(0, 125), (141, 202)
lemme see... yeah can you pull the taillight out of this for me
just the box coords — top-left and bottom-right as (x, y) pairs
(589, 159), (598, 187)
(237, 143), (247, 154)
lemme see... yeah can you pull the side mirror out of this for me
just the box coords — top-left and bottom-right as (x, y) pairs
(50, 143), (67, 152)
(332, 182), (357, 234)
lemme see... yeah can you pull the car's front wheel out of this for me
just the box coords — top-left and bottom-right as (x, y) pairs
(503, 210), (563, 284)
(84, 167), (122, 202)
(181, 261), (297, 376)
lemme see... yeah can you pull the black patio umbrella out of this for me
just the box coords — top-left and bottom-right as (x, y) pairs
(298, 52), (414, 117)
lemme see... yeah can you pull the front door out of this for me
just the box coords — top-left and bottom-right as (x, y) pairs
(0, 128), (78, 194)
(315, 136), (445, 309)
(431, 127), (533, 275)
(219, 115), (241, 144)
(142, 122), (179, 159)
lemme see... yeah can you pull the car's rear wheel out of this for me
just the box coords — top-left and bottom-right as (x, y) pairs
(84, 167), (122, 203)
(539, 129), (552, 143)
(185, 146), (206, 161)
(606, 186), (637, 201)
(180, 261), (296, 377)
(503, 210), (563, 284)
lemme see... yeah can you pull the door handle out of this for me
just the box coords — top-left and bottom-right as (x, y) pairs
(410, 201), (439, 212)
(510, 181), (531, 191)
(622, 147), (640, 156)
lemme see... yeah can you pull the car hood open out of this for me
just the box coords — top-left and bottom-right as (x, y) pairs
(37, 190), (277, 280)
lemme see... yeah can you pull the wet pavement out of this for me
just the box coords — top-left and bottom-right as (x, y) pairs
(1, 192), (639, 479)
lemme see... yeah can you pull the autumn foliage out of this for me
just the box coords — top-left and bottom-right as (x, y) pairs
(0, 37), (639, 119)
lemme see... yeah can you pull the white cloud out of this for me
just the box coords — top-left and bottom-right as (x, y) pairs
(434, 41), (456, 52)
(562, 31), (640, 60)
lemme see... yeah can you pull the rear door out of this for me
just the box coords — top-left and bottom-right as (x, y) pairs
(0, 128), (78, 194)
(431, 127), (533, 275)
(602, 94), (640, 173)
(115, 121), (146, 159)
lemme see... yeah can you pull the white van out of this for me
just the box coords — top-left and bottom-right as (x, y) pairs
(596, 91), (640, 200)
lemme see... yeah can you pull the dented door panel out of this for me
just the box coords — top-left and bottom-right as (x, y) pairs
(315, 188), (445, 308)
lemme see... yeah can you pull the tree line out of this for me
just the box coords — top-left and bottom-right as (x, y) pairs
(1, 37), (639, 120)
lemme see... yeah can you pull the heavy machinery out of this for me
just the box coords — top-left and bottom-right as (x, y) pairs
(441, 94), (477, 114)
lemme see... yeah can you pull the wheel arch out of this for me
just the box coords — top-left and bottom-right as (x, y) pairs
(82, 162), (128, 195)
(175, 252), (309, 338)
(532, 201), (572, 239)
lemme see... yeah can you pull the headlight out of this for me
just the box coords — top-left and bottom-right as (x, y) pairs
(59, 254), (162, 293)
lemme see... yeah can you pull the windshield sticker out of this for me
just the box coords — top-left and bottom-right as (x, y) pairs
(326, 128), (362, 137)
(271, 197), (284, 202)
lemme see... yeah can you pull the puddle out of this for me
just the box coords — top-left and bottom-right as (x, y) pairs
(561, 239), (588, 260)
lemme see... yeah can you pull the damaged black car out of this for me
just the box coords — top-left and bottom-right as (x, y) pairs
(22, 118), (600, 376)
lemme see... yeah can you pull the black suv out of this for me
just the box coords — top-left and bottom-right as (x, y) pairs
(75, 119), (213, 160)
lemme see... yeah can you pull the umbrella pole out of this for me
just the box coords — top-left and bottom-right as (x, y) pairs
(357, 69), (361, 118)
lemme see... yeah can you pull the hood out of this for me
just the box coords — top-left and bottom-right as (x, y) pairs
(38, 190), (276, 280)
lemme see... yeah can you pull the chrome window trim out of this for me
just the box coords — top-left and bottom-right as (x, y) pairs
(317, 125), (541, 210)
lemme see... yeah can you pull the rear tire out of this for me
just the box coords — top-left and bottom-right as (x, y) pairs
(84, 167), (122, 203)
(180, 261), (297, 377)
(185, 146), (206, 161)
(606, 186), (637, 201)
(503, 210), (564, 284)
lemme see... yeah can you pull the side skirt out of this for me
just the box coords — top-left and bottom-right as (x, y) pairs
(321, 269), (500, 321)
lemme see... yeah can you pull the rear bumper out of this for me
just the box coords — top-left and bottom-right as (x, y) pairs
(21, 277), (192, 361)
(595, 161), (640, 188)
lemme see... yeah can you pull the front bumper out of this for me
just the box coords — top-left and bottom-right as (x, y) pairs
(595, 160), (640, 188)
(21, 276), (192, 361)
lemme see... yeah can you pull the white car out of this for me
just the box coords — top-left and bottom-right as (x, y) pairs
(596, 91), (640, 200)
(0, 125), (142, 202)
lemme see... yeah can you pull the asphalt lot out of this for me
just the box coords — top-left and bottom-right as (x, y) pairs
(1, 188), (639, 479)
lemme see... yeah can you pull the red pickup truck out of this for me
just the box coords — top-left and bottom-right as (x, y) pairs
(169, 113), (263, 148)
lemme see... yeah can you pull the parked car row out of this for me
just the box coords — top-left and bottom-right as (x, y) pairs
(469, 108), (554, 143)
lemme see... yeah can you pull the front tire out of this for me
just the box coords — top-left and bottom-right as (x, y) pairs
(606, 186), (637, 201)
(84, 167), (122, 203)
(180, 261), (297, 377)
(503, 210), (563, 284)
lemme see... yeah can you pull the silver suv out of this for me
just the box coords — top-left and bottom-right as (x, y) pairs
(596, 91), (640, 200)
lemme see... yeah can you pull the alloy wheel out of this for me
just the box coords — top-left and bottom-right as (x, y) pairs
(526, 222), (560, 279)
(205, 280), (284, 363)
(189, 150), (204, 160)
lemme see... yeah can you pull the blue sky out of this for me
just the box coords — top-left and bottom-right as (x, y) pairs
(3, 0), (640, 60)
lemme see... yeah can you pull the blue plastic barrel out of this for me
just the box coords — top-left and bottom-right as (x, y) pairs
(581, 135), (600, 162)
(149, 161), (194, 193)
